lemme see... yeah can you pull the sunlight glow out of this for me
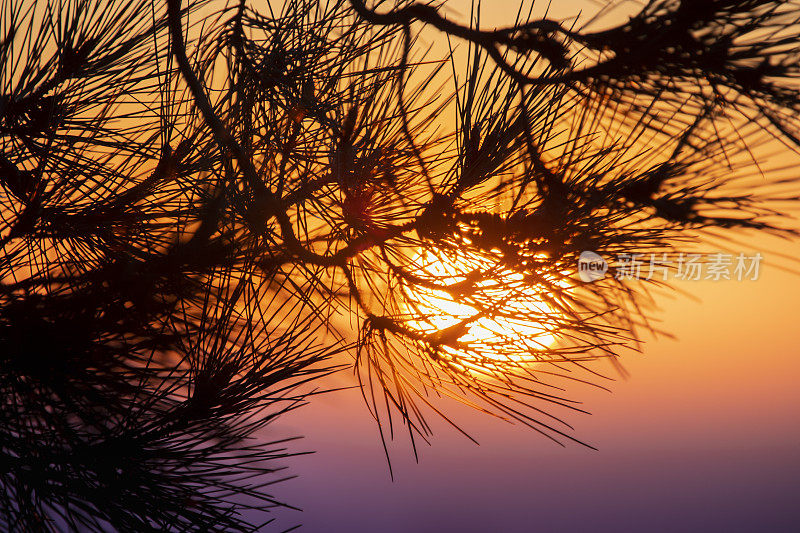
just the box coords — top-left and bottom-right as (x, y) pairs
(406, 250), (567, 363)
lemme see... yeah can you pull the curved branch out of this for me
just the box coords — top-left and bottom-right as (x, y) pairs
(348, 0), (575, 84)
(166, 0), (338, 267)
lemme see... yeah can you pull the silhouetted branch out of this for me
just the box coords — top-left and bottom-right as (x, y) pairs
(2, 0), (800, 529)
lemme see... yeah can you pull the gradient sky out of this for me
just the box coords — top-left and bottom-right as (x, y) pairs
(268, 234), (800, 532)
(257, 1), (800, 531)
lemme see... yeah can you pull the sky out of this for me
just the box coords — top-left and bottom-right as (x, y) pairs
(269, 229), (800, 532)
(4, 1), (798, 531)
(257, 1), (800, 531)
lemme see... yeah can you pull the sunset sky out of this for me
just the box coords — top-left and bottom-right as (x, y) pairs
(272, 226), (800, 532)
(263, 1), (800, 531)
(3, 0), (798, 530)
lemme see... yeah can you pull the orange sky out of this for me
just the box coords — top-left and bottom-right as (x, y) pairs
(268, 219), (799, 533)
(263, 2), (800, 531)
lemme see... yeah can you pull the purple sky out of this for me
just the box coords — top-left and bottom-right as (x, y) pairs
(262, 247), (800, 532)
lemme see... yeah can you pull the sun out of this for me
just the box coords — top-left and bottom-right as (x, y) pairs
(404, 250), (565, 363)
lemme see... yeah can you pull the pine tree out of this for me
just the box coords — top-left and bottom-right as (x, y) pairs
(1, 0), (799, 529)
